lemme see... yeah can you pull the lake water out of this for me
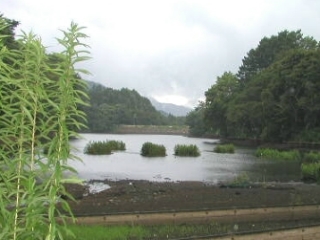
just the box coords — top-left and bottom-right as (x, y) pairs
(69, 133), (302, 184)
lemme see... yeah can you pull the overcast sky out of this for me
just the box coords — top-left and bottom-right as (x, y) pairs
(2, 0), (320, 107)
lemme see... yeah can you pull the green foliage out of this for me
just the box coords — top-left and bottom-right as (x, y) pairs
(66, 225), (146, 240)
(255, 148), (300, 161)
(185, 102), (208, 136)
(302, 151), (320, 163)
(174, 144), (200, 157)
(204, 72), (239, 137)
(301, 163), (320, 182)
(237, 30), (318, 84)
(84, 140), (126, 155)
(227, 172), (250, 188)
(141, 142), (166, 157)
(106, 140), (126, 151)
(82, 83), (186, 133)
(214, 144), (235, 153)
(65, 222), (231, 240)
(0, 14), (19, 50)
(84, 141), (112, 155)
(301, 151), (320, 182)
(294, 128), (320, 143)
(0, 17), (90, 240)
(189, 29), (320, 143)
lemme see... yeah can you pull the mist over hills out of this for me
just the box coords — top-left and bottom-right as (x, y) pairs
(149, 98), (192, 117)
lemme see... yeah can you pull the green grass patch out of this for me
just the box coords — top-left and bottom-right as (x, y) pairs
(226, 172), (250, 188)
(214, 144), (235, 153)
(174, 144), (200, 157)
(255, 148), (300, 161)
(66, 225), (146, 240)
(64, 223), (231, 240)
(301, 163), (320, 182)
(84, 140), (126, 155)
(141, 142), (166, 157)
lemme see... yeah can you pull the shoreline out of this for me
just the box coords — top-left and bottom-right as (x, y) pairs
(66, 179), (320, 216)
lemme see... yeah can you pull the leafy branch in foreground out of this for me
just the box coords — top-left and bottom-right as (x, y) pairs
(0, 18), (90, 240)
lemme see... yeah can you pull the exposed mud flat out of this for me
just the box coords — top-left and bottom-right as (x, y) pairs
(65, 180), (320, 216)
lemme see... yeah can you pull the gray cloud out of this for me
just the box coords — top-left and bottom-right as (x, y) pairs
(2, 0), (320, 107)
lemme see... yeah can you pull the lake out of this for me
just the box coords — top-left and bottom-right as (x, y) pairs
(69, 133), (302, 184)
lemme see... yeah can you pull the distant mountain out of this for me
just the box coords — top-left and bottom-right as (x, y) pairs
(150, 98), (192, 116)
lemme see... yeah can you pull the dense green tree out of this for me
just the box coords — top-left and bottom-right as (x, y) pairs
(204, 72), (239, 136)
(187, 30), (320, 143)
(186, 102), (208, 136)
(226, 48), (320, 142)
(258, 49), (320, 142)
(0, 14), (19, 49)
(237, 30), (319, 86)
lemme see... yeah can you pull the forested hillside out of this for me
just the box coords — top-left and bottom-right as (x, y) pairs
(82, 82), (185, 133)
(187, 30), (320, 143)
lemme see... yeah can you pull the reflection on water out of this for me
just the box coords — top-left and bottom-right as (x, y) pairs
(69, 134), (301, 184)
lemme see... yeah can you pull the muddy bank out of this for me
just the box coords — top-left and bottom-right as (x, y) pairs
(66, 180), (320, 216)
(113, 125), (189, 135)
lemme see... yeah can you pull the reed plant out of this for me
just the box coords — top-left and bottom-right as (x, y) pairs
(106, 140), (126, 151)
(141, 142), (166, 157)
(214, 144), (235, 153)
(0, 20), (90, 240)
(84, 140), (126, 155)
(174, 144), (200, 157)
(255, 148), (300, 161)
(84, 141), (112, 155)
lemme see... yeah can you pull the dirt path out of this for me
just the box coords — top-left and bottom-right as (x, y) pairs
(74, 205), (320, 225)
(215, 225), (320, 240)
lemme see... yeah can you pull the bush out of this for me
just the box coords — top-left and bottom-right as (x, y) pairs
(294, 128), (320, 142)
(227, 172), (250, 188)
(84, 140), (126, 155)
(302, 151), (320, 163)
(141, 142), (166, 157)
(301, 163), (320, 182)
(214, 144), (235, 153)
(255, 148), (300, 161)
(174, 144), (200, 157)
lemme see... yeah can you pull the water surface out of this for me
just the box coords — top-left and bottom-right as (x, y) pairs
(69, 134), (301, 184)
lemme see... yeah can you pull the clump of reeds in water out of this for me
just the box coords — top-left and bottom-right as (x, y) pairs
(214, 144), (235, 153)
(84, 140), (126, 155)
(141, 142), (166, 157)
(174, 144), (200, 157)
